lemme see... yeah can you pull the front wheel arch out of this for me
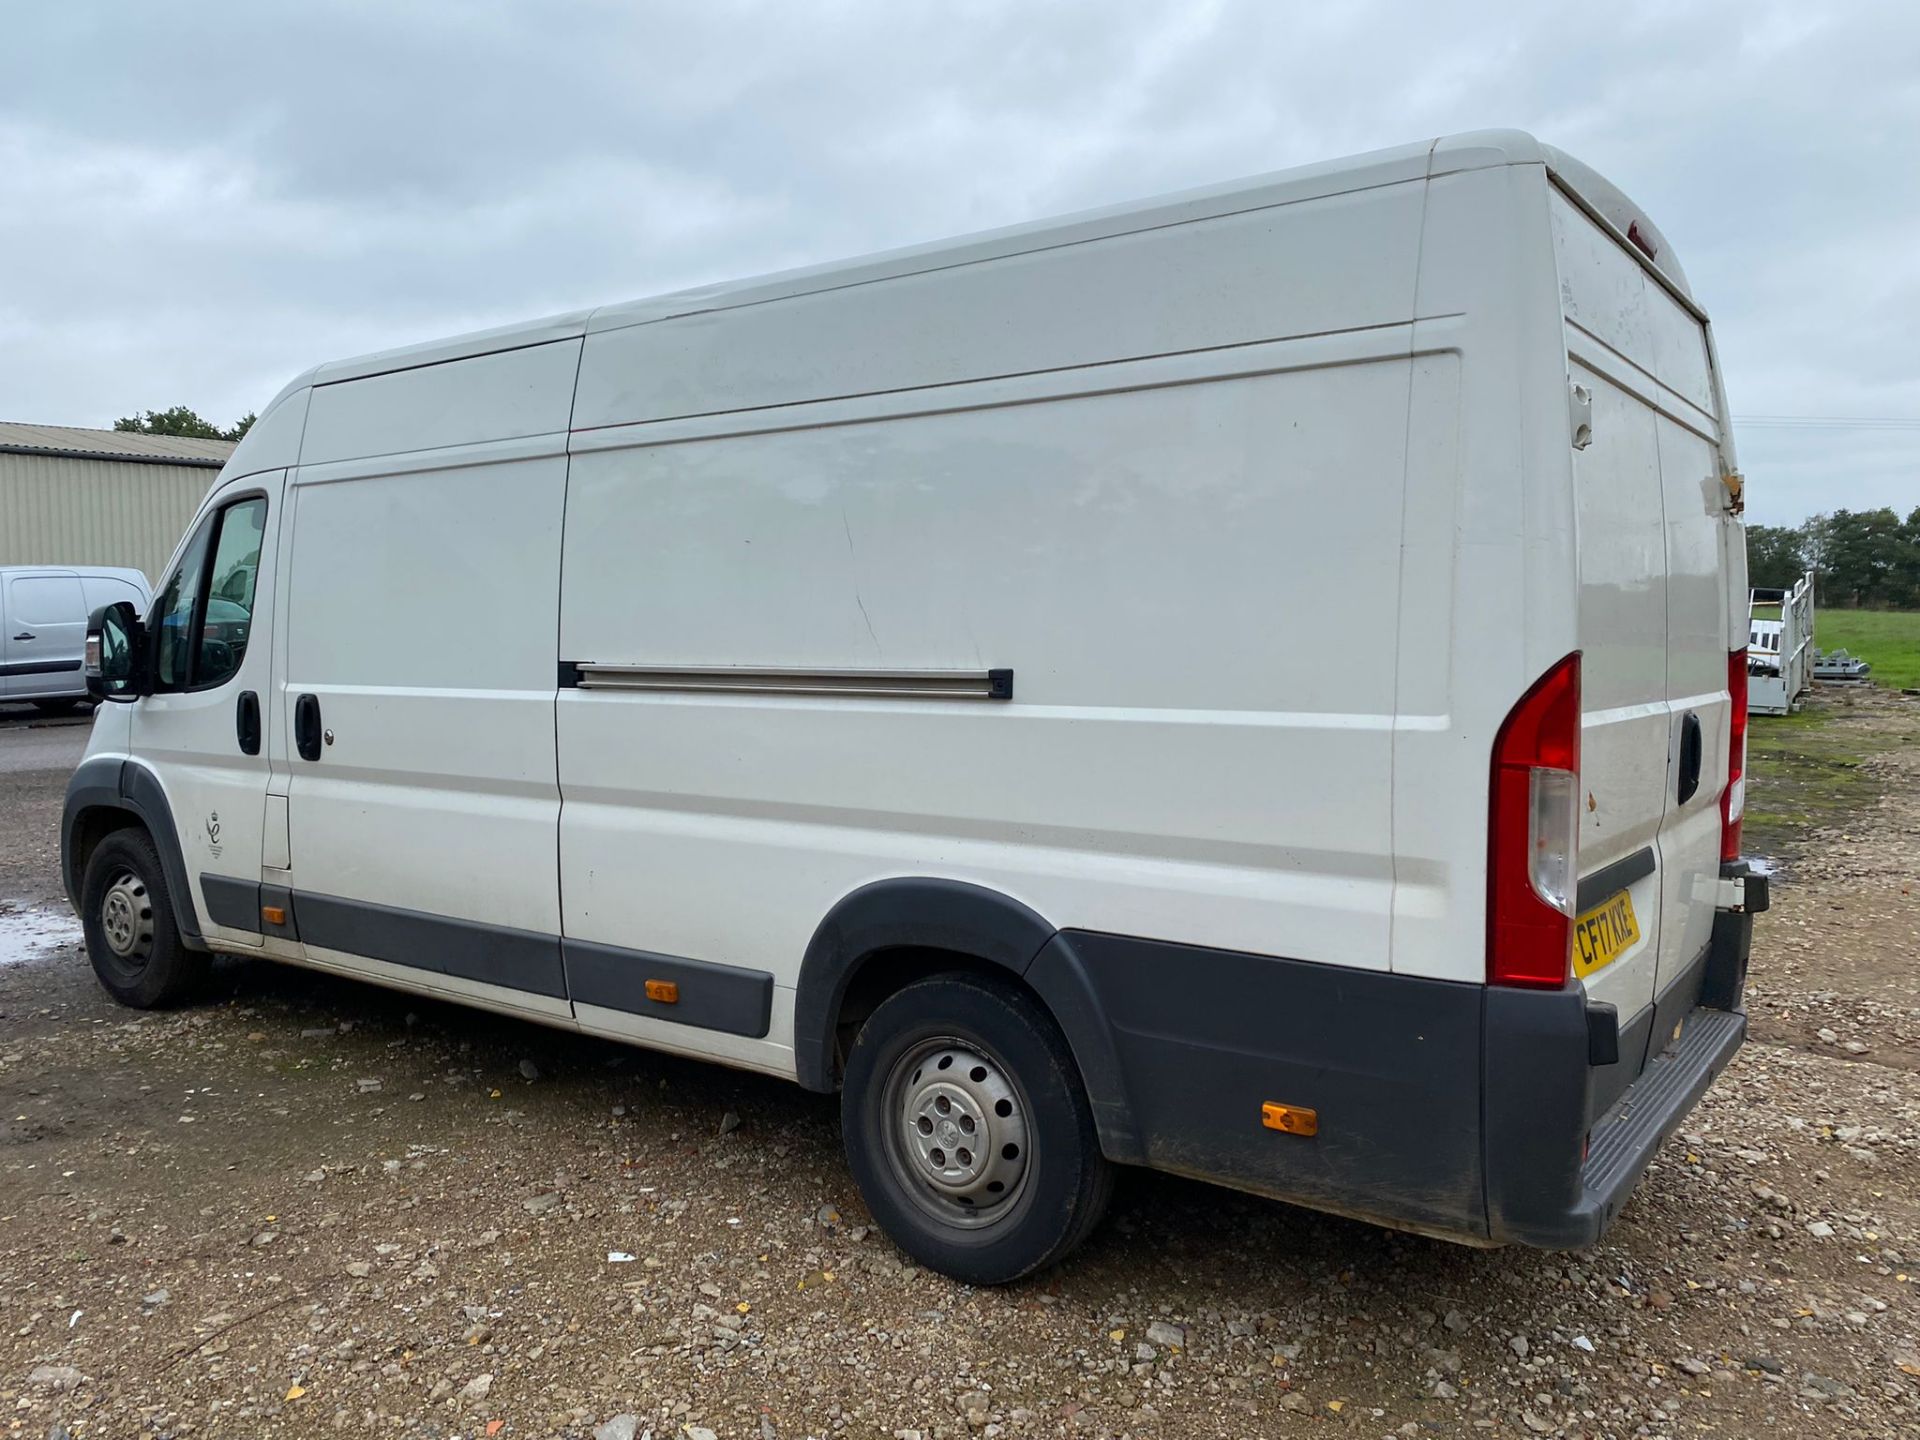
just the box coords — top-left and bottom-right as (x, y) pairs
(61, 759), (206, 947)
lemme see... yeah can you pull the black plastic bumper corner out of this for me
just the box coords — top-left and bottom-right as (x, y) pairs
(1485, 890), (1754, 1249)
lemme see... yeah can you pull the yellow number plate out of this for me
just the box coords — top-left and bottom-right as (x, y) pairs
(1574, 890), (1641, 978)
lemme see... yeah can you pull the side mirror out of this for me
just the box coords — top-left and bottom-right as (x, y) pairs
(85, 601), (146, 703)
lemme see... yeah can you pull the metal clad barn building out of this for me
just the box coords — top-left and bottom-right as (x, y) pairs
(0, 423), (233, 585)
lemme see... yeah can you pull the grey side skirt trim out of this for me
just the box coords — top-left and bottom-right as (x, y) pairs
(565, 940), (773, 1038)
(199, 875), (300, 940)
(294, 892), (568, 1000)
(210, 884), (771, 1036)
(201, 874), (261, 931)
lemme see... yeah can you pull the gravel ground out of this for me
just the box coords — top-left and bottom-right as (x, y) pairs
(2, 696), (1917, 1439)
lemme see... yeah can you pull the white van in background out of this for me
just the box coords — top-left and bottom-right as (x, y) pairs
(64, 131), (1764, 1282)
(1, 566), (150, 712)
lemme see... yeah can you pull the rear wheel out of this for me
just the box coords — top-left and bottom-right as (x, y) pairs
(80, 830), (205, 1008)
(841, 972), (1112, 1284)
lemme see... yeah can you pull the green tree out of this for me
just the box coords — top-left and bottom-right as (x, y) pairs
(1744, 524), (1806, 591)
(1817, 508), (1909, 608)
(1893, 506), (1920, 608)
(114, 405), (255, 443)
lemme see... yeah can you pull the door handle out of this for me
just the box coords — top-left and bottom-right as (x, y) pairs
(1676, 712), (1703, 805)
(294, 693), (323, 762)
(236, 690), (261, 755)
(12, 631), (33, 641)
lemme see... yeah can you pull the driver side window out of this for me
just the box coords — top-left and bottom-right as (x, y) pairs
(150, 495), (268, 693)
(151, 522), (211, 691)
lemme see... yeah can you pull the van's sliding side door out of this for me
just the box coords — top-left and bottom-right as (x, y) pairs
(272, 343), (578, 1009)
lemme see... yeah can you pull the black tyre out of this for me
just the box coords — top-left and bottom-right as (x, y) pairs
(80, 830), (206, 1008)
(842, 972), (1113, 1284)
(32, 698), (81, 716)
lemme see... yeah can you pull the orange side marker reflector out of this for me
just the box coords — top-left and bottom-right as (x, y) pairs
(261, 905), (287, 926)
(1261, 1102), (1318, 1137)
(644, 979), (679, 1004)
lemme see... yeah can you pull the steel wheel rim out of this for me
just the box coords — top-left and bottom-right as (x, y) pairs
(100, 871), (155, 966)
(880, 1035), (1033, 1230)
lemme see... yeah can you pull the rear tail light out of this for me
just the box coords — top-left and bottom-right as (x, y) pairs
(1488, 653), (1582, 988)
(1721, 648), (1748, 862)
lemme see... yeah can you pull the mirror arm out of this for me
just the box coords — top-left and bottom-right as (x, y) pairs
(129, 619), (153, 697)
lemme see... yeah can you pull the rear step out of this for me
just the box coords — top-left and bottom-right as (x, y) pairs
(1579, 1006), (1745, 1233)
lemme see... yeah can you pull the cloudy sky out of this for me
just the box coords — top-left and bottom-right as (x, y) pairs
(3, 1), (1914, 527)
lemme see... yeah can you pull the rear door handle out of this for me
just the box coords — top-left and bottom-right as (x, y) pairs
(294, 693), (323, 762)
(236, 691), (261, 755)
(1676, 711), (1703, 805)
(12, 631), (33, 641)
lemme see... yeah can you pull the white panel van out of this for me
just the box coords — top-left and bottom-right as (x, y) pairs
(63, 131), (1765, 1283)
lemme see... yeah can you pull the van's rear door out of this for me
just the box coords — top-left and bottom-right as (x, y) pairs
(1647, 309), (1735, 1036)
(1562, 349), (1666, 1076)
(1551, 182), (1733, 1097)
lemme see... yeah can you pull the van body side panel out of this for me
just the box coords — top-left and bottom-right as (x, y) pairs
(573, 183), (1425, 429)
(558, 350), (1414, 1007)
(1389, 163), (1579, 985)
(299, 340), (579, 464)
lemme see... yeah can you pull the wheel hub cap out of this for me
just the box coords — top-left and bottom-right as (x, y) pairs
(100, 874), (154, 962)
(888, 1040), (1031, 1221)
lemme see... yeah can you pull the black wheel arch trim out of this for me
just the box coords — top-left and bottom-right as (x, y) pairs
(792, 877), (1145, 1163)
(61, 756), (205, 946)
(61, 755), (131, 912)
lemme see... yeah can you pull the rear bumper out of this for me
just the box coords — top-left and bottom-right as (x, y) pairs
(1486, 994), (1745, 1248)
(1465, 862), (1758, 1247)
(1060, 862), (1762, 1248)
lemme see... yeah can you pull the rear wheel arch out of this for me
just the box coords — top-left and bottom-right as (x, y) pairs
(840, 970), (1115, 1282)
(794, 878), (1144, 1163)
(794, 878), (1056, 1093)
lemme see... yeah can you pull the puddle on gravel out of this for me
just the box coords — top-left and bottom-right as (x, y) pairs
(0, 904), (84, 966)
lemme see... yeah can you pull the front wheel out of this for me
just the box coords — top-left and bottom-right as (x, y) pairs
(841, 972), (1113, 1284)
(80, 830), (205, 1008)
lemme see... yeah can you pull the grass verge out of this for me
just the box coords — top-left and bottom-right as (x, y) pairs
(1815, 609), (1920, 691)
(1744, 695), (1903, 862)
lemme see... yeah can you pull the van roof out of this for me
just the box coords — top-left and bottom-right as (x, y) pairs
(291, 129), (1688, 395)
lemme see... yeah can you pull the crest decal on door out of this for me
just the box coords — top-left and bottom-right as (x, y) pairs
(204, 811), (223, 858)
